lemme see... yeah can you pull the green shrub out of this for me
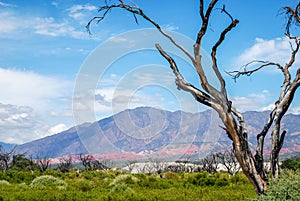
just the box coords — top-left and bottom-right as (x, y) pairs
(109, 183), (136, 199)
(0, 170), (37, 184)
(254, 170), (300, 201)
(281, 158), (300, 170)
(82, 170), (104, 180)
(109, 174), (139, 186)
(42, 169), (65, 178)
(73, 179), (95, 192)
(188, 172), (217, 186)
(163, 172), (180, 180)
(229, 174), (249, 185)
(215, 177), (229, 187)
(0, 180), (10, 186)
(30, 175), (67, 189)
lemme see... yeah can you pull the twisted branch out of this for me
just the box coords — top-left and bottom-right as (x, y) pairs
(155, 44), (215, 107)
(87, 0), (195, 65)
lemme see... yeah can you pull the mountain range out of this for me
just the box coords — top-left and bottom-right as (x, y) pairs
(10, 107), (300, 160)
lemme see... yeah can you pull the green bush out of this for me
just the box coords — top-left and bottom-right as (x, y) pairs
(72, 179), (95, 192)
(254, 170), (300, 201)
(109, 174), (139, 186)
(281, 158), (300, 170)
(215, 177), (229, 187)
(82, 170), (104, 180)
(30, 175), (67, 189)
(229, 174), (249, 185)
(109, 183), (136, 199)
(0, 170), (37, 184)
(163, 172), (180, 180)
(188, 172), (217, 186)
(0, 180), (10, 186)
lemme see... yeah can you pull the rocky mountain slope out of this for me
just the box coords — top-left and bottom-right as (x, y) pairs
(14, 107), (300, 159)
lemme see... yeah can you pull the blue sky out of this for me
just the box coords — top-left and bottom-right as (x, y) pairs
(0, 0), (299, 144)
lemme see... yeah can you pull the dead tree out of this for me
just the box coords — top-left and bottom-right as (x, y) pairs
(200, 153), (219, 174)
(57, 156), (73, 173)
(35, 156), (51, 172)
(88, 0), (300, 195)
(229, 2), (300, 180)
(0, 145), (16, 171)
(126, 160), (137, 173)
(216, 149), (240, 175)
(80, 154), (94, 171)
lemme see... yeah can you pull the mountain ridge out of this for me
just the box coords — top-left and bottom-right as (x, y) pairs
(11, 107), (300, 159)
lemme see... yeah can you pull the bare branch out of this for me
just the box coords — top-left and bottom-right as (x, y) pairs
(196, 0), (219, 45)
(199, 0), (205, 21)
(211, 5), (239, 95)
(281, 2), (300, 36)
(87, 0), (195, 65)
(155, 43), (215, 107)
(278, 37), (300, 99)
(194, 0), (219, 94)
(228, 60), (284, 81)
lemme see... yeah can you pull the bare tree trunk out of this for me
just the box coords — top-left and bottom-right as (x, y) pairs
(219, 110), (267, 194)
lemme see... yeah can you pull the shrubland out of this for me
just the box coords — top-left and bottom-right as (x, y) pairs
(0, 169), (257, 201)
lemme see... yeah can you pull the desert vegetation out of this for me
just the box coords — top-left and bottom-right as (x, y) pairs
(0, 147), (299, 200)
(0, 163), (299, 200)
(0, 168), (257, 200)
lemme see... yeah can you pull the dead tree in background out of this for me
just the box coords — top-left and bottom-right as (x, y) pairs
(216, 149), (240, 175)
(88, 0), (300, 194)
(57, 155), (73, 173)
(80, 154), (94, 171)
(0, 145), (16, 171)
(126, 160), (137, 173)
(200, 153), (219, 174)
(35, 155), (51, 172)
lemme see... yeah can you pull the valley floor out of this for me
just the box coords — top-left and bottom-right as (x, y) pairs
(0, 170), (257, 201)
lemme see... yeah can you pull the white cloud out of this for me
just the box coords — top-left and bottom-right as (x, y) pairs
(0, 103), (42, 144)
(288, 106), (300, 115)
(231, 90), (274, 112)
(51, 1), (58, 7)
(0, 104), (33, 128)
(33, 17), (85, 38)
(0, 1), (16, 7)
(0, 102), (71, 144)
(236, 37), (298, 66)
(69, 4), (97, 14)
(68, 4), (97, 20)
(0, 67), (72, 111)
(0, 11), (86, 39)
(50, 111), (72, 118)
(0, 11), (24, 35)
(0, 67), (73, 144)
(47, 123), (68, 135)
(163, 24), (179, 31)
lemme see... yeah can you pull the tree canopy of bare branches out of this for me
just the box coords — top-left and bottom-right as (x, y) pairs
(216, 149), (240, 175)
(57, 156), (73, 173)
(88, 0), (300, 195)
(0, 145), (16, 171)
(35, 155), (51, 172)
